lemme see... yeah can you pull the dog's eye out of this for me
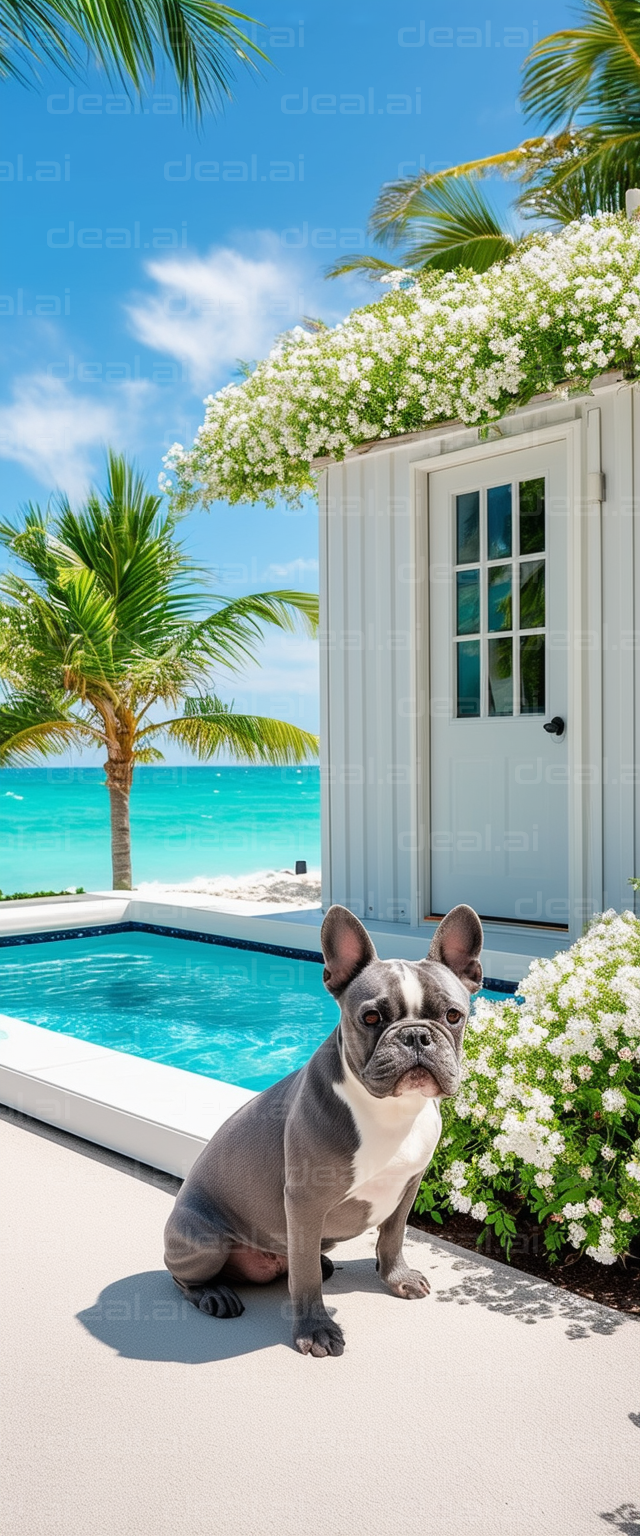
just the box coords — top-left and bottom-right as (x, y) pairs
(446, 1008), (463, 1025)
(362, 1009), (381, 1027)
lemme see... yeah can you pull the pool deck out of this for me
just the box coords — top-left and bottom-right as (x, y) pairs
(0, 889), (570, 1174)
(3, 1103), (638, 1536)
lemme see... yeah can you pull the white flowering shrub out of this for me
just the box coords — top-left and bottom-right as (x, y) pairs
(415, 911), (640, 1265)
(163, 215), (640, 509)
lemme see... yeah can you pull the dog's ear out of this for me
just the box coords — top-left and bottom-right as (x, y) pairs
(428, 904), (483, 994)
(321, 905), (377, 996)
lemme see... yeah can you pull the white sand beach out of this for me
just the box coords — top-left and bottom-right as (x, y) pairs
(134, 867), (322, 914)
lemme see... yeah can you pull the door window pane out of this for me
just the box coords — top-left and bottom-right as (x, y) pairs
(488, 638), (513, 716)
(456, 568), (480, 635)
(487, 564), (512, 631)
(519, 477), (545, 554)
(520, 559), (545, 629)
(520, 635), (545, 713)
(487, 484), (512, 558)
(457, 640), (480, 717)
(456, 491), (480, 563)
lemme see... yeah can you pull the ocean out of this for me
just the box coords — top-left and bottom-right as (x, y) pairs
(0, 766), (321, 893)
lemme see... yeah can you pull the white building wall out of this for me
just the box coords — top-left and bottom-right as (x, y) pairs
(319, 379), (640, 933)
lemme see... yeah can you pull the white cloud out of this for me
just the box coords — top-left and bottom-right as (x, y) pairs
(127, 236), (333, 387)
(0, 373), (152, 496)
(265, 557), (319, 580)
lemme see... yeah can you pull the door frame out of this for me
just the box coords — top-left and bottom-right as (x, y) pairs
(408, 418), (597, 941)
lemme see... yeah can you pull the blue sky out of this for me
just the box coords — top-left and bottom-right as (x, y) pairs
(0, 0), (571, 750)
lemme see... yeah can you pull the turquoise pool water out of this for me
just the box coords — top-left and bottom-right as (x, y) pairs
(0, 930), (338, 1091)
(0, 929), (512, 1092)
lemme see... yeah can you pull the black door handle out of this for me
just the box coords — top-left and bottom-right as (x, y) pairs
(543, 716), (565, 736)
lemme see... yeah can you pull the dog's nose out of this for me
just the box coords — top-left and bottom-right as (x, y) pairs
(401, 1024), (432, 1051)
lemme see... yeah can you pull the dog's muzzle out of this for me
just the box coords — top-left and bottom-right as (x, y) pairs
(365, 1019), (460, 1098)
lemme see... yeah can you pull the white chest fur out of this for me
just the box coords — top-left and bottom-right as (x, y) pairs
(333, 1062), (442, 1228)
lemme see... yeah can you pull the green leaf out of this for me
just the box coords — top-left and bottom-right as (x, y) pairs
(159, 701), (319, 765)
(330, 175), (524, 278)
(521, 0), (640, 131)
(0, 0), (270, 121)
(0, 692), (96, 764)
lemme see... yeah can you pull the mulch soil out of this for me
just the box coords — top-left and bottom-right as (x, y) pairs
(408, 1209), (640, 1316)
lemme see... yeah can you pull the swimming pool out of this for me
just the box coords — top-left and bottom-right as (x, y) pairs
(0, 926), (513, 1093)
(0, 928), (338, 1092)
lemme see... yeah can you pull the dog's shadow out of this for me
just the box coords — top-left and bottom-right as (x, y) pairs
(76, 1258), (382, 1363)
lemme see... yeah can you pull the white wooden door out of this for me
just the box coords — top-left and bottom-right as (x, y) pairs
(428, 441), (569, 924)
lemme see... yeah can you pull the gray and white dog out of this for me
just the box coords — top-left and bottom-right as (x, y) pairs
(164, 901), (483, 1357)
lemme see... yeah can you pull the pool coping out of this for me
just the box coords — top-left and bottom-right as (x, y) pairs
(0, 1012), (255, 1178)
(0, 891), (551, 1176)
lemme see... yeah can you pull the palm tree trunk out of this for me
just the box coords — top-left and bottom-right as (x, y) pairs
(106, 759), (133, 889)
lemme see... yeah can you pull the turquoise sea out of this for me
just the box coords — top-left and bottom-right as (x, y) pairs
(0, 766), (321, 893)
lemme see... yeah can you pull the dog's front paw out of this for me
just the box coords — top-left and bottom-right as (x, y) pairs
(294, 1314), (345, 1358)
(386, 1268), (430, 1300)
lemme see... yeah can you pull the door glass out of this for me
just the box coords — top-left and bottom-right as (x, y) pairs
(487, 565), (512, 631)
(457, 641), (480, 717)
(487, 484), (512, 558)
(456, 491), (480, 563)
(520, 635), (545, 713)
(519, 477), (545, 554)
(454, 475), (547, 718)
(456, 569), (480, 634)
(520, 559), (545, 629)
(488, 638), (513, 716)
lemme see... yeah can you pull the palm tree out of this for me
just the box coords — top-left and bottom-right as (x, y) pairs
(0, 452), (319, 889)
(0, 0), (268, 118)
(327, 0), (640, 283)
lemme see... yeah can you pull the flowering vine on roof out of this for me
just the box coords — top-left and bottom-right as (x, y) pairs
(163, 215), (640, 509)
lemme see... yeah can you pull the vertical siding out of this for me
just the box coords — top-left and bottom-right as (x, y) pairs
(601, 388), (636, 910)
(323, 463), (348, 907)
(323, 445), (415, 921)
(318, 471), (332, 912)
(361, 452), (382, 921)
(343, 457), (366, 914)
(390, 451), (415, 919)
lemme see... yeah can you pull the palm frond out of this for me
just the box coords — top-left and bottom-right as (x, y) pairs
(190, 589), (320, 673)
(521, 0), (640, 129)
(516, 123), (640, 221)
(0, 692), (96, 765)
(133, 745), (166, 764)
(0, 0), (269, 119)
(213, 589), (319, 638)
(151, 695), (319, 764)
(396, 177), (522, 273)
(330, 178), (522, 279)
(325, 254), (409, 281)
(368, 144), (544, 247)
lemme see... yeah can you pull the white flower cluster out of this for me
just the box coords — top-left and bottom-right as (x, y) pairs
(420, 911), (640, 1265)
(163, 215), (640, 508)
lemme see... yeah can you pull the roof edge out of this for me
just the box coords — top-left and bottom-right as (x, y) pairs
(311, 372), (628, 468)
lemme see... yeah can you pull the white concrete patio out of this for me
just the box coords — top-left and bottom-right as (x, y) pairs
(3, 1105), (639, 1536)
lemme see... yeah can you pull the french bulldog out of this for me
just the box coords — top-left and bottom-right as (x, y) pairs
(164, 901), (483, 1357)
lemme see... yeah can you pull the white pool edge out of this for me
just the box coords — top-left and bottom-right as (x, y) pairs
(0, 892), (567, 1174)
